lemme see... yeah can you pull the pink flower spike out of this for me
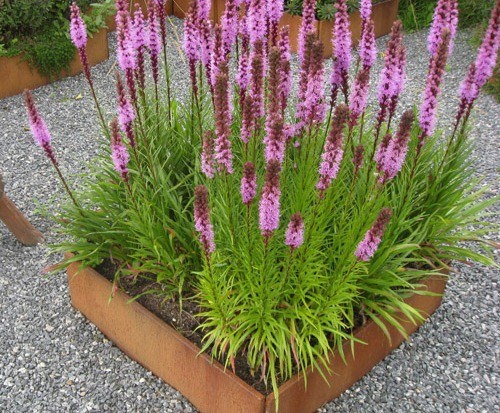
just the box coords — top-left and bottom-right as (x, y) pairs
(110, 118), (130, 182)
(330, 0), (352, 100)
(241, 162), (257, 205)
(359, 19), (376, 69)
(248, 0), (267, 45)
(259, 160), (282, 238)
(298, 0), (318, 61)
(360, 0), (372, 22)
(214, 65), (234, 174)
(201, 131), (216, 179)
(355, 208), (392, 261)
(132, 6), (147, 51)
(24, 90), (56, 165)
(474, 2), (500, 89)
(194, 185), (216, 256)
(285, 213), (305, 251)
(70, 3), (87, 50)
(427, 0), (459, 56)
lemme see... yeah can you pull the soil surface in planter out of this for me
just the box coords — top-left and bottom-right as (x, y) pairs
(95, 259), (368, 395)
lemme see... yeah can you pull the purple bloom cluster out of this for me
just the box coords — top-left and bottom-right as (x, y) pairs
(24, 90), (56, 165)
(298, 0), (317, 61)
(259, 160), (282, 238)
(330, 0), (352, 101)
(459, 63), (479, 105)
(377, 21), (405, 124)
(278, 27), (292, 112)
(285, 213), (305, 251)
(201, 131), (216, 179)
(110, 118), (130, 182)
(419, 29), (451, 139)
(214, 65), (234, 174)
(267, 0), (284, 44)
(349, 67), (370, 126)
(360, 0), (372, 23)
(116, 72), (136, 148)
(427, 0), (459, 56)
(194, 185), (216, 256)
(376, 110), (414, 183)
(355, 208), (392, 261)
(221, 0), (239, 55)
(70, 3), (87, 50)
(474, 2), (500, 89)
(359, 19), (376, 69)
(249, 40), (266, 119)
(248, 0), (267, 45)
(241, 162), (258, 205)
(316, 104), (348, 194)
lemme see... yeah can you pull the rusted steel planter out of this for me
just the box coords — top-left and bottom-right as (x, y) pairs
(67, 259), (446, 413)
(0, 28), (109, 99)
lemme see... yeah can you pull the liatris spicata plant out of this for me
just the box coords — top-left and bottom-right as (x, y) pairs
(194, 185), (216, 256)
(355, 208), (392, 261)
(32, 0), (498, 405)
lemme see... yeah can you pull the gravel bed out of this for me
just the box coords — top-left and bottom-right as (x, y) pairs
(0, 17), (499, 412)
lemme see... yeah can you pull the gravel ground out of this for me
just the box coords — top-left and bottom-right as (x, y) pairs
(0, 17), (499, 412)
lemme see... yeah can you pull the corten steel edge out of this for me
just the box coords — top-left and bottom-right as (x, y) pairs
(0, 173), (44, 246)
(0, 28), (109, 99)
(66, 255), (447, 413)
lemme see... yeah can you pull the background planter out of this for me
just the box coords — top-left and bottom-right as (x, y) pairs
(0, 28), (109, 99)
(67, 259), (446, 413)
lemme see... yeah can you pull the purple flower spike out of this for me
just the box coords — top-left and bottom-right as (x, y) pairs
(349, 67), (370, 126)
(116, 8), (136, 72)
(316, 104), (349, 194)
(70, 3), (87, 50)
(241, 162), (257, 205)
(221, 0), (239, 55)
(377, 110), (414, 183)
(419, 29), (451, 139)
(330, 0), (352, 101)
(24, 90), (56, 165)
(359, 19), (376, 69)
(278, 26), (292, 111)
(474, 2), (500, 90)
(194, 185), (216, 256)
(116, 72), (136, 148)
(285, 213), (305, 251)
(267, 0), (284, 44)
(259, 160), (282, 239)
(248, 0), (267, 45)
(214, 65), (234, 174)
(355, 208), (392, 261)
(427, 0), (458, 56)
(459, 63), (479, 105)
(198, 0), (211, 21)
(110, 118), (130, 182)
(132, 6), (147, 50)
(360, 0), (372, 22)
(298, 0), (318, 61)
(250, 40), (266, 119)
(201, 131), (216, 179)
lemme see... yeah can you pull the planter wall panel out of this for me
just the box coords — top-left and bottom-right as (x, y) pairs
(0, 28), (109, 99)
(67, 257), (446, 413)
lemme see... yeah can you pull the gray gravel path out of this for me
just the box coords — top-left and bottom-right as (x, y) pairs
(0, 17), (499, 412)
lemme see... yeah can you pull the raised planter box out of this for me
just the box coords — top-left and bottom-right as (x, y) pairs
(0, 28), (109, 99)
(67, 258), (446, 413)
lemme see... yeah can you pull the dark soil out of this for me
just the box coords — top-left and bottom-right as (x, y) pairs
(95, 259), (275, 394)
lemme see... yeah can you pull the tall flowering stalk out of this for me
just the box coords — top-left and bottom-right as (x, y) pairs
(359, 19), (376, 70)
(184, 0), (201, 97)
(24, 90), (80, 208)
(194, 185), (216, 257)
(349, 67), (370, 127)
(427, 0), (459, 56)
(355, 208), (392, 261)
(201, 131), (216, 179)
(419, 29), (451, 145)
(316, 104), (348, 195)
(267, 0), (284, 46)
(250, 40), (266, 121)
(132, 6), (147, 92)
(214, 64), (234, 174)
(285, 213), (305, 251)
(241, 162), (258, 205)
(221, 0), (239, 55)
(330, 0), (352, 105)
(148, 0), (161, 101)
(259, 160), (282, 241)
(70, 2), (108, 134)
(116, 72), (137, 153)
(278, 27), (292, 114)
(154, 0), (173, 116)
(110, 118), (131, 183)
(376, 110), (414, 183)
(248, 0), (267, 45)
(297, 0), (317, 62)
